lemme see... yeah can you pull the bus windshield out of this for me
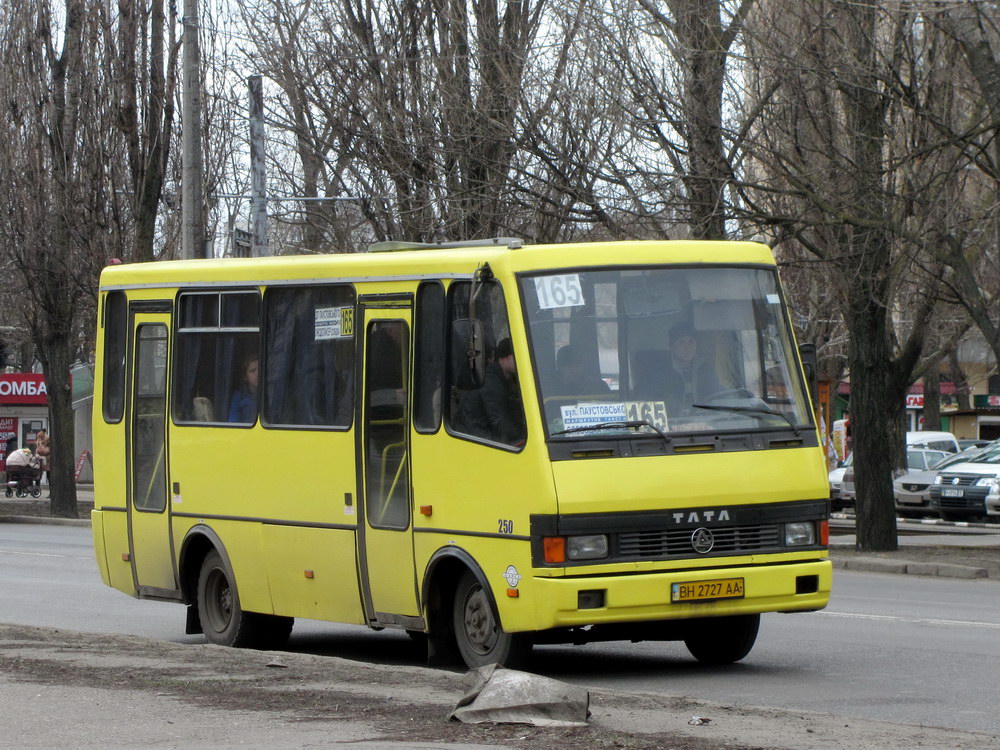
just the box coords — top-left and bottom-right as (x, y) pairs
(520, 266), (813, 439)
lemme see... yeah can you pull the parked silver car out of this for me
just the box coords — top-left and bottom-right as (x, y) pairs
(894, 449), (975, 518)
(842, 448), (950, 512)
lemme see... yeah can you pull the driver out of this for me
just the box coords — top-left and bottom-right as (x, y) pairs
(665, 321), (721, 417)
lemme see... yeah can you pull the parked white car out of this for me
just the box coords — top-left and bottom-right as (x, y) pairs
(906, 430), (960, 453)
(828, 453), (852, 511)
(928, 441), (1000, 522)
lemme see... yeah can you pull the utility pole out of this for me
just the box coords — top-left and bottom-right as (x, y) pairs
(249, 75), (269, 257)
(182, 0), (205, 259)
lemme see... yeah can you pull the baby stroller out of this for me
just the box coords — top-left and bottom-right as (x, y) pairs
(5, 466), (42, 498)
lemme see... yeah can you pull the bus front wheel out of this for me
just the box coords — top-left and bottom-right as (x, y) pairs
(684, 613), (760, 665)
(453, 571), (531, 669)
(197, 549), (293, 650)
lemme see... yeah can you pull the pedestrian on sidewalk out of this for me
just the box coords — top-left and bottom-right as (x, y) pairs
(34, 430), (50, 492)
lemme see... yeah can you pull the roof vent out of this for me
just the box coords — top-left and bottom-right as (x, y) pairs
(368, 237), (524, 253)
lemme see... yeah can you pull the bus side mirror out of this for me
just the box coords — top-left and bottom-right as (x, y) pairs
(451, 318), (486, 390)
(798, 343), (818, 404)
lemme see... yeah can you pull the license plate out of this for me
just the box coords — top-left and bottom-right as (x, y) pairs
(671, 577), (745, 603)
(942, 488), (964, 498)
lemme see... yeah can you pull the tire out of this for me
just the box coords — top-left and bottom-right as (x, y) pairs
(684, 614), (760, 665)
(15, 488), (25, 498)
(197, 550), (293, 650)
(453, 570), (531, 669)
(5, 488), (12, 497)
(30, 486), (41, 498)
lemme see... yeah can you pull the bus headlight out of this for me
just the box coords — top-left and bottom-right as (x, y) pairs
(566, 534), (609, 560)
(784, 522), (816, 547)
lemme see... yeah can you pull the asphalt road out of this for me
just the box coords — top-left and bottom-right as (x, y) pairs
(2, 523), (999, 733)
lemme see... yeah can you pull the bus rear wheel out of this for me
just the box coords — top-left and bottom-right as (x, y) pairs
(452, 570), (531, 669)
(684, 613), (760, 665)
(197, 550), (293, 650)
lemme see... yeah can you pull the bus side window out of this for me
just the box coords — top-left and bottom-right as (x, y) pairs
(446, 281), (525, 448)
(414, 282), (445, 433)
(262, 285), (356, 429)
(102, 291), (127, 423)
(172, 291), (261, 426)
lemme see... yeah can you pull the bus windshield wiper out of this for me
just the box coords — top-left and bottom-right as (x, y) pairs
(691, 403), (799, 434)
(551, 420), (669, 446)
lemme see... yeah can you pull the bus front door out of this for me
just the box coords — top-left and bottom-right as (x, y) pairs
(358, 305), (420, 627)
(126, 309), (177, 597)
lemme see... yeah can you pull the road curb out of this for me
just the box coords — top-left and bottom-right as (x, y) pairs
(831, 557), (989, 579)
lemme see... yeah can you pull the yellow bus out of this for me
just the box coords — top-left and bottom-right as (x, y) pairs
(92, 239), (831, 668)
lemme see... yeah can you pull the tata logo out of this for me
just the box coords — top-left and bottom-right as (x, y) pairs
(691, 528), (715, 554)
(672, 509), (730, 524)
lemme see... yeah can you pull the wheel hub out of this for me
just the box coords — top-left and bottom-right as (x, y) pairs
(463, 588), (496, 654)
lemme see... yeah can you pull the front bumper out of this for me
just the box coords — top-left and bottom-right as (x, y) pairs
(894, 488), (931, 510)
(929, 486), (996, 517)
(525, 558), (831, 632)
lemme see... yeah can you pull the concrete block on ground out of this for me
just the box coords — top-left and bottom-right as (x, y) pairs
(449, 664), (590, 727)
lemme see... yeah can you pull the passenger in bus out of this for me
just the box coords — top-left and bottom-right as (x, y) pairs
(555, 344), (610, 398)
(228, 355), (259, 423)
(664, 321), (720, 416)
(454, 338), (525, 445)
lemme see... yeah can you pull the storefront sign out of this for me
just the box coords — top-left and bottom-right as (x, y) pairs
(0, 374), (49, 405)
(905, 394), (924, 409)
(0, 416), (17, 471)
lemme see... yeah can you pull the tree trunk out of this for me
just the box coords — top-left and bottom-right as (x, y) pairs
(41, 337), (78, 518)
(948, 351), (971, 412)
(669, 0), (734, 240)
(845, 277), (901, 552)
(922, 370), (941, 432)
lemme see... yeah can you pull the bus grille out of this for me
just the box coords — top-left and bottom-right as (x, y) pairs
(618, 524), (782, 559)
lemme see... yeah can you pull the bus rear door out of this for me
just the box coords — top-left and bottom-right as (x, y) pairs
(357, 301), (421, 627)
(126, 305), (177, 596)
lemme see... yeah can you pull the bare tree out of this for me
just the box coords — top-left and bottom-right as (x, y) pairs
(99, 0), (179, 263)
(739, 1), (984, 550)
(0, 1), (118, 517)
(930, 5), (1000, 370)
(239, 0), (600, 249)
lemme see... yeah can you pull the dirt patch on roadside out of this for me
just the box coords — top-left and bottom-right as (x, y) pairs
(0, 625), (736, 750)
(2, 624), (998, 749)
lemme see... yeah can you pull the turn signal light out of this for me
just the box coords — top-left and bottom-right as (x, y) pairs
(820, 520), (829, 546)
(543, 537), (566, 564)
